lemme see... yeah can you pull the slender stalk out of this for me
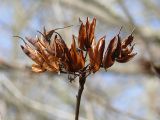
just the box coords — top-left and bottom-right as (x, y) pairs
(75, 74), (86, 120)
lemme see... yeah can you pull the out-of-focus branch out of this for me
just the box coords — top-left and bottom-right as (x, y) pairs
(83, 0), (127, 24)
(84, 101), (94, 120)
(141, 0), (160, 19)
(58, 0), (124, 26)
(0, 74), (86, 120)
(85, 88), (149, 120)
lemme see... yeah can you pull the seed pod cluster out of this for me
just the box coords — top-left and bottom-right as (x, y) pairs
(21, 18), (136, 78)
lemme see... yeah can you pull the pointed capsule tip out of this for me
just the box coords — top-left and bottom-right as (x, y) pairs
(20, 45), (24, 49)
(118, 26), (123, 35)
(131, 27), (136, 35)
(103, 35), (106, 39)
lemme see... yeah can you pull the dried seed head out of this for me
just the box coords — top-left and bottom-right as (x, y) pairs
(19, 17), (136, 79)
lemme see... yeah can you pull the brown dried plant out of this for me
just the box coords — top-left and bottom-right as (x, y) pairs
(18, 17), (136, 120)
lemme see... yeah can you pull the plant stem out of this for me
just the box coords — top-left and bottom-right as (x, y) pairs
(75, 74), (86, 120)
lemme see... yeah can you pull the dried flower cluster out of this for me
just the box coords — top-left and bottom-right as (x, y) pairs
(21, 17), (136, 78)
(20, 17), (137, 120)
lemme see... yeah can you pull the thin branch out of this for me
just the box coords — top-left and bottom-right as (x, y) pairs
(75, 73), (86, 120)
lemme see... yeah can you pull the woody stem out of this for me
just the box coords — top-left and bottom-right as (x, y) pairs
(75, 73), (86, 120)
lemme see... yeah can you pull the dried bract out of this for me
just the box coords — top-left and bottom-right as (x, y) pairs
(78, 17), (96, 50)
(88, 36), (105, 72)
(103, 37), (117, 69)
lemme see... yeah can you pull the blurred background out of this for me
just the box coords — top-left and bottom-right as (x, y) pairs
(0, 0), (160, 120)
